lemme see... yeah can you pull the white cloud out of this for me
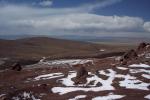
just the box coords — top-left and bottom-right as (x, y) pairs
(0, 2), (149, 37)
(37, 0), (53, 7)
(81, 0), (123, 11)
(14, 14), (143, 31)
(143, 22), (150, 32)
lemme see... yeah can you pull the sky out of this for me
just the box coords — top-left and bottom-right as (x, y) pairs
(0, 0), (150, 38)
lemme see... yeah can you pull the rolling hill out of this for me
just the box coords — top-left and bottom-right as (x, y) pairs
(0, 37), (135, 60)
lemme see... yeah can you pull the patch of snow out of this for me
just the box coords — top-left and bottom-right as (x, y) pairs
(39, 57), (46, 62)
(52, 69), (116, 95)
(145, 53), (150, 58)
(115, 74), (126, 78)
(92, 93), (125, 100)
(145, 94), (150, 100)
(12, 97), (20, 100)
(52, 86), (115, 95)
(98, 70), (107, 76)
(0, 58), (8, 65)
(138, 53), (145, 57)
(59, 71), (76, 86)
(142, 74), (150, 79)
(0, 94), (6, 97)
(52, 67), (150, 95)
(40, 59), (93, 67)
(129, 64), (150, 68)
(12, 92), (40, 100)
(69, 95), (87, 100)
(23, 92), (30, 99)
(89, 69), (116, 88)
(61, 69), (116, 88)
(118, 74), (150, 90)
(117, 67), (128, 70)
(31, 95), (40, 100)
(100, 49), (105, 52)
(130, 69), (150, 74)
(115, 56), (122, 61)
(34, 73), (64, 81)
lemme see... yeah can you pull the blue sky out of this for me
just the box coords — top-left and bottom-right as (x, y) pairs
(0, 0), (150, 38)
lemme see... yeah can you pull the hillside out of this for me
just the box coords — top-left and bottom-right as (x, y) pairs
(0, 42), (150, 100)
(0, 37), (135, 60)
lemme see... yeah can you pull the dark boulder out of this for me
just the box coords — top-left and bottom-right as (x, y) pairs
(76, 67), (88, 79)
(136, 42), (147, 53)
(123, 49), (138, 60)
(146, 44), (150, 51)
(119, 49), (138, 65)
(121, 59), (128, 65)
(74, 67), (88, 84)
(11, 62), (22, 71)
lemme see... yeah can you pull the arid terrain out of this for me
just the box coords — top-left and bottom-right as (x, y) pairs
(0, 37), (150, 100)
(0, 37), (135, 70)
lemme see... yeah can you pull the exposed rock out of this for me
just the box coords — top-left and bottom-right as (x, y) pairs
(72, 61), (93, 68)
(119, 49), (138, 66)
(72, 64), (83, 67)
(144, 60), (150, 65)
(123, 49), (138, 60)
(11, 62), (22, 71)
(136, 42), (147, 54)
(39, 84), (48, 89)
(84, 62), (93, 67)
(146, 44), (150, 52)
(136, 42), (150, 58)
(118, 43), (150, 66)
(74, 67), (88, 84)
(121, 60), (128, 65)
(76, 67), (88, 78)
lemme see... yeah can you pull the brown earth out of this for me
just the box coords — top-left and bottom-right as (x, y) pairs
(0, 57), (149, 100)
(0, 38), (149, 100)
(0, 37), (135, 59)
(0, 37), (135, 70)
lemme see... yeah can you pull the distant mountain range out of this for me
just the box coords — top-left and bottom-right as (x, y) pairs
(0, 35), (149, 43)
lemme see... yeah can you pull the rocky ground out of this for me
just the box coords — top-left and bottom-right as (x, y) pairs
(0, 42), (150, 100)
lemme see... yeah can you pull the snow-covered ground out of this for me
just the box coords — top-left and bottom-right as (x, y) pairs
(23, 62), (150, 99)
(12, 92), (40, 100)
(0, 58), (8, 65)
(145, 94), (150, 100)
(117, 67), (128, 70)
(129, 69), (150, 74)
(129, 64), (150, 68)
(142, 74), (150, 79)
(58, 71), (76, 86)
(99, 49), (105, 52)
(24, 73), (65, 82)
(40, 59), (94, 67)
(58, 69), (116, 88)
(1, 59), (149, 100)
(69, 95), (87, 100)
(34, 73), (64, 81)
(92, 93), (125, 100)
(116, 74), (149, 90)
(115, 56), (122, 61)
(0, 94), (6, 98)
(51, 63), (150, 95)
(145, 53), (150, 58)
